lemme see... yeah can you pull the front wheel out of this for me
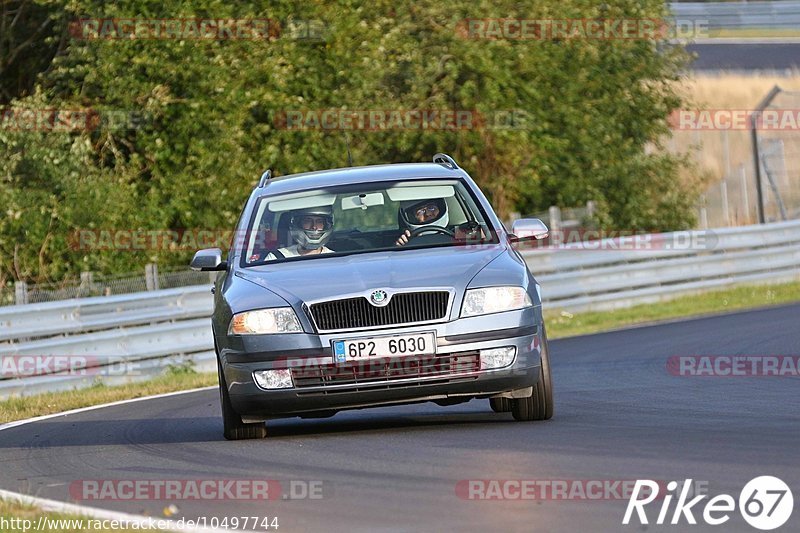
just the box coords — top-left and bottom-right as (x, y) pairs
(489, 397), (512, 412)
(511, 327), (554, 421)
(218, 361), (267, 440)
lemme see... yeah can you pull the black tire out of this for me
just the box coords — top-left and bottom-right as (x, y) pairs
(489, 397), (512, 412)
(512, 326), (554, 421)
(218, 361), (267, 440)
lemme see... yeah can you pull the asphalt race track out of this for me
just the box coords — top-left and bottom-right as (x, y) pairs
(0, 304), (798, 532)
(687, 43), (800, 71)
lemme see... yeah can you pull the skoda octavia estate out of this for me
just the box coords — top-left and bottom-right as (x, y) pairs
(191, 154), (554, 439)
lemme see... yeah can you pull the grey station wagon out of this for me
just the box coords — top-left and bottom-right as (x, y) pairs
(191, 154), (554, 439)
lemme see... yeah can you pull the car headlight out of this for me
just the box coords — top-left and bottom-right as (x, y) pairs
(229, 308), (302, 335)
(461, 286), (532, 317)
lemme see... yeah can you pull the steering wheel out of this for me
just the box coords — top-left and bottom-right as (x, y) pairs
(409, 225), (455, 238)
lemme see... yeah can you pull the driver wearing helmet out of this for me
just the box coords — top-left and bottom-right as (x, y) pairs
(266, 206), (335, 259)
(395, 198), (449, 246)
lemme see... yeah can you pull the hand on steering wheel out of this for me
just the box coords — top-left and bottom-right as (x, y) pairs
(395, 225), (455, 247)
(410, 225), (455, 238)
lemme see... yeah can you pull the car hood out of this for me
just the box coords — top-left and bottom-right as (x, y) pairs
(235, 245), (506, 306)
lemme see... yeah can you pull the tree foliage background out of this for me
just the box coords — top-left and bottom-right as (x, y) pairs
(0, 0), (695, 286)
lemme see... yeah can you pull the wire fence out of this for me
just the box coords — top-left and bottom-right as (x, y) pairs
(757, 89), (800, 223)
(1, 265), (215, 307)
(668, 86), (800, 229)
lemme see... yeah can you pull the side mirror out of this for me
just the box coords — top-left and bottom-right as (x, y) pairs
(190, 248), (228, 271)
(510, 218), (549, 241)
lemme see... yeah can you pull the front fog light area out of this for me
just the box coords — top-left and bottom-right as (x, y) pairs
(253, 369), (293, 389)
(480, 346), (516, 369)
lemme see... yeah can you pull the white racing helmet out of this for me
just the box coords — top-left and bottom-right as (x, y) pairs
(398, 198), (449, 233)
(289, 206), (334, 250)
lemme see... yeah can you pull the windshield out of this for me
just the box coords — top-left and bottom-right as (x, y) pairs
(241, 179), (499, 266)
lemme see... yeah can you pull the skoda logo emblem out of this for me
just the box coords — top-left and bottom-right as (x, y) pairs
(369, 290), (389, 307)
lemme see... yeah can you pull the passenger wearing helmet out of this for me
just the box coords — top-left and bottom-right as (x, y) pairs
(395, 198), (449, 246)
(266, 206), (335, 260)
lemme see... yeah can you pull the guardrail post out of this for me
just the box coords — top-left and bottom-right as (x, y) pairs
(698, 194), (708, 229)
(548, 206), (561, 232)
(145, 263), (159, 291)
(721, 181), (730, 226)
(14, 281), (28, 305)
(739, 164), (750, 220)
(80, 271), (94, 286)
(78, 271), (96, 298)
(586, 201), (596, 221)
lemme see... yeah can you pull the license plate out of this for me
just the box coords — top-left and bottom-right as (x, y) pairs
(333, 332), (436, 363)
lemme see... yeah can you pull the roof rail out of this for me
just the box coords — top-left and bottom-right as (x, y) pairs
(433, 153), (459, 169)
(258, 169), (272, 188)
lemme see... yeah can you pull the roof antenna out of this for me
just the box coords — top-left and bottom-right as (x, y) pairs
(344, 132), (354, 166)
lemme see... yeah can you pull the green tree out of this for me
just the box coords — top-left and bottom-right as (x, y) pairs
(0, 0), (694, 285)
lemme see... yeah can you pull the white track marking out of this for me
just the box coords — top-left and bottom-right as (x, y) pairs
(0, 386), (215, 432)
(0, 386), (262, 533)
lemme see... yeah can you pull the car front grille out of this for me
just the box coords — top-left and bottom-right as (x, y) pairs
(309, 291), (449, 331)
(291, 352), (480, 395)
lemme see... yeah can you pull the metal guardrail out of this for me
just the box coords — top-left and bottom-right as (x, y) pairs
(525, 219), (800, 274)
(1, 220), (798, 398)
(526, 219), (800, 310)
(670, 1), (800, 30)
(0, 286), (212, 342)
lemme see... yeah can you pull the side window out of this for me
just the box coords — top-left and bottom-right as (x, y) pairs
(228, 203), (249, 257)
(243, 199), (281, 261)
(445, 195), (467, 226)
(273, 212), (289, 248)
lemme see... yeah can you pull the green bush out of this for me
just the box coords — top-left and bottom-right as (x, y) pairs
(0, 0), (693, 284)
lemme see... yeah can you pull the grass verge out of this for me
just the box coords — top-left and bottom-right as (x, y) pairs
(0, 368), (216, 424)
(0, 499), (153, 532)
(707, 28), (800, 38)
(544, 280), (800, 339)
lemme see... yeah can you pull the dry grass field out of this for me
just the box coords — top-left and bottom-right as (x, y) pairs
(681, 72), (800, 108)
(668, 72), (800, 225)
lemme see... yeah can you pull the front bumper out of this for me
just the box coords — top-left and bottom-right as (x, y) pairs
(219, 308), (542, 419)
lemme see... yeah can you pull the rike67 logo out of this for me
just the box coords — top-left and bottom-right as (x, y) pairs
(623, 477), (793, 530)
